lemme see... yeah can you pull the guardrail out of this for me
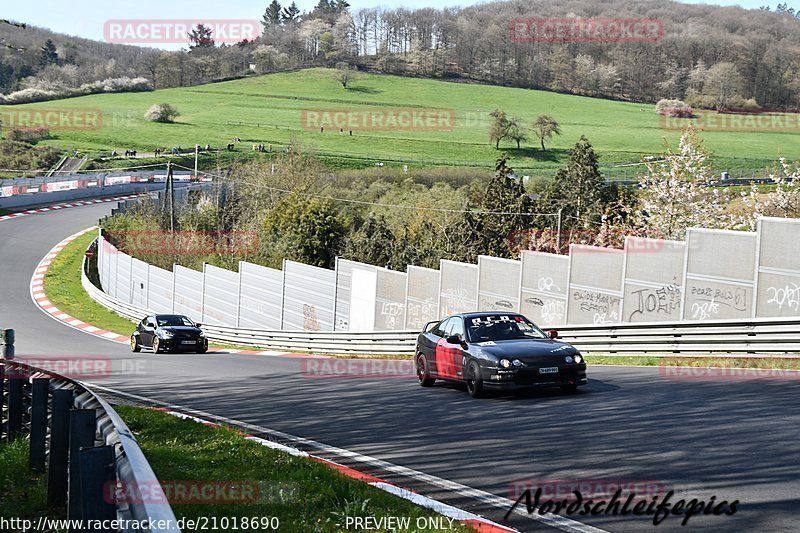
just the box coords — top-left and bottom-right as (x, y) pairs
(0, 358), (180, 532)
(80, 242), (800, 357)
(81, 255), (415, 354)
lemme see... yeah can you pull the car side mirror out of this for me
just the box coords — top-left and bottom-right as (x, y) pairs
(547, 329), (559, 339)
(446, 334), (463, 345)
(195, 323), (202, 328)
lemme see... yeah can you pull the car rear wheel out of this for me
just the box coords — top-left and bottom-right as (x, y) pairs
(465, 361), (485, 398)
(416, 354), (435, 387)
(130, 335), (141, 352)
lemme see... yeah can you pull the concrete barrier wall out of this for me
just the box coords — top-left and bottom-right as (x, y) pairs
(334, 258), (378, 332)
(94, 216), (800, 330)
(282, 260), (336, 331)
(375, 268), (407, 330)
(238, 262), (282, 329)
(405, 266), (440, 330)
(519, 251), (569, 327)
(682, 228), (756, 321)
(438, 260), (478, 318)
(755, 217), (800, 317)
(477, 256), (521, 312)
(567, 245), (625, 325)
(622, 237), (685, 323)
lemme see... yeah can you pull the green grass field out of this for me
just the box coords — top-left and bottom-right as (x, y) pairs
(2, 68), (796, 175)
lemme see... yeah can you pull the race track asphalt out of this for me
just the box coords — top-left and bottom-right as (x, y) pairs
(2, 201), (798, 532)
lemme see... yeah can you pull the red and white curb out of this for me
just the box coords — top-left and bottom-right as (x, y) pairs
(30, 228), (131, 343)
(29, 225), (328, 359)
(147, 406), (518, 533)
(0, 194), (140, 223)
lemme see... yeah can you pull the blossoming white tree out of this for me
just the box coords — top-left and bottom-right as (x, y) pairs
(736, 159), (800, 231)
(631, 125), (731, 240)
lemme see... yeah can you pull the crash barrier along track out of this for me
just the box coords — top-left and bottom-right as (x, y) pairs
(80, 239), (800, 357)
(0, 358), (180, 533)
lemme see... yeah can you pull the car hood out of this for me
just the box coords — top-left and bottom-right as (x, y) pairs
(160, 326), (202, 334)
(474, 338), (578, 360)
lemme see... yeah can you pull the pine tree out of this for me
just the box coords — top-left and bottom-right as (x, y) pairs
(262, 0), (283, 29)
(474, 154), (532, 258)
(281, 2), (301, 23)
(38, 39), (58, 68)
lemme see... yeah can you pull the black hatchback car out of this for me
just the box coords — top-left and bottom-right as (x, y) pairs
(131, 314), (208, 354)
(415, 312), (587, 398)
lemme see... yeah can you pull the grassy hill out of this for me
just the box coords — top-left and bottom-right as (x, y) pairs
(2, 68), (797, 177)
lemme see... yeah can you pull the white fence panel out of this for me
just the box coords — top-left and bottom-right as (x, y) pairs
(683, 228), (756, 321)
(173, 265), (203, 322)
(238, 261), (283, 329)
(374, 268), (406, 330)
(567, 245), (625, 325)
(115, 252), (133, 304)
(130, 258), (149, 309)
(519, 251), (569, 327)
(438, 260), (478, 318)
(477, 255), (520, 312)
(405, 266), (440, 330)
(334, 258), (378, 331)
(622, 237), (685, 323)
(202, 264), (239, 326)
(147, 265), (174, 314)
(755, 217), (800, 317)
(282, 260), (335, 331)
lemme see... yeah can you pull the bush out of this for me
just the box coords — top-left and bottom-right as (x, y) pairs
(0, 77), (152, 104)
(6, 126), (50, 143)
(655, 98), (693, 117)
(145, 103), (180, 123)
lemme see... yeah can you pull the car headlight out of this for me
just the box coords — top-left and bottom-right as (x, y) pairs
(512, 359), (523, 367)
(565, 355), (574, 364)
(158, 330), (174, 339)
(198, 330), (205, 337)
(574, 354), (583, 364)
(499, 358), (511, 368)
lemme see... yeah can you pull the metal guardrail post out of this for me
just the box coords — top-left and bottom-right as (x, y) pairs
(48, 388), (73, 507)
(79, 445), (117, 531)
(7, 374), (24, 441)
(29, 378), (50, 471)
(0, 365), (4, 440)
(68, 409), (97, 529)
(0, 328), (14, 358)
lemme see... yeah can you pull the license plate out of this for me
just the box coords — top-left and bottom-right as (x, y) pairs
(539, 367), (559, 374)
(181, 340), (196, 344)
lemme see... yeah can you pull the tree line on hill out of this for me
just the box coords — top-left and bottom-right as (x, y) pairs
(2, 1), (800, 109)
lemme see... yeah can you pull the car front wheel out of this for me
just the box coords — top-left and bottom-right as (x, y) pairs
(152, 337), (162, 354)
(416, 354), (435, 387)
(465, 361), (485, 398)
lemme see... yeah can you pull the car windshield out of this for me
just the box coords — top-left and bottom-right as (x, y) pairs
(156, 315), (195, 327)
(466, 315), (547, 342)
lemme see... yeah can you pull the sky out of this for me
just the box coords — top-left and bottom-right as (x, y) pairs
(1, 0), (788, 50)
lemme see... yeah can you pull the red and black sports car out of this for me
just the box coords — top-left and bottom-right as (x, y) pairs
(415, 312), (587, 398)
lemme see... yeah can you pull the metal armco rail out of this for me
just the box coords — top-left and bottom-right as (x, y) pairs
(0, 358), (180, 532)
(81, 254), (800, 357)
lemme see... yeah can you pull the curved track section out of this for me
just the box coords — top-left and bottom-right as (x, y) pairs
(2, 203), (800, 532)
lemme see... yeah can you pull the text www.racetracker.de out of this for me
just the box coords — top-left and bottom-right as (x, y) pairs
(1, 516), (280, 531)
